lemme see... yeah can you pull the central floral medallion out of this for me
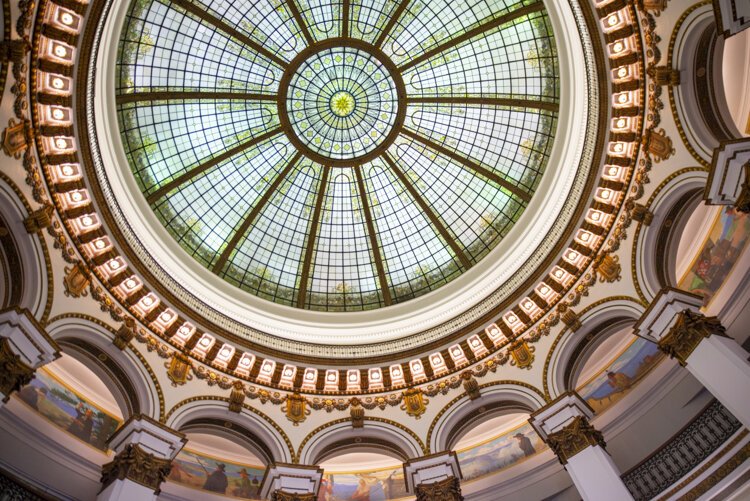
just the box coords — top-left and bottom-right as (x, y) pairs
(279, 41), (405, 166)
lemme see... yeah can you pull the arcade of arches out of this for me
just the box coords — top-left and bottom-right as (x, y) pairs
(0, 0), (749, 499)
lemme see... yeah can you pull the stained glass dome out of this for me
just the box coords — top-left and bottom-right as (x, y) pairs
(116, 0), (559, 312)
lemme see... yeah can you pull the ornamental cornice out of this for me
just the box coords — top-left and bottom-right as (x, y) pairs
(545, 415), (606, 464)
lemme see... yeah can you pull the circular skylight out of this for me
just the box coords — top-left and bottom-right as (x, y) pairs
(281, 42), (404, 164)
(116, 0), (559, 312)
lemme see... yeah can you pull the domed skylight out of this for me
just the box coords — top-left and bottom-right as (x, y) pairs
(116, 0), (559, 311)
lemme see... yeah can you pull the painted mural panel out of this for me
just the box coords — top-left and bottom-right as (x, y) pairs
(168, 448), (264, 499)
(679, 207), (750, 305)
(457, 423), (544, 482)
(578, 337), (664, 413)
(318, 468), (408, 501)
(15, 368), (121, 451)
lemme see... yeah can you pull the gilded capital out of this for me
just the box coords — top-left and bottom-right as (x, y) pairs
(545, 415), (605, 464)
(0, 338), (35, 402)
(415, 476), (464, 501)
(658, 310), (726, 366)
(100, 443), (173, 494)
(271, 491), (316, 501)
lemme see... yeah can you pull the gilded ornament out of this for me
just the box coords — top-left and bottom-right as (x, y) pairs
(637, 0), (669, 14)
(415, 476), (463, 501)
(113, 320), (136, 350)
(63, 262), (90, 297)
(401, 388), (428, 419)
(595, 253), (622, 283)
(271, 491), (315, 501)
(629, 202), (653, 225)
(228, 381), (245, 413)
(0, 338), (35, 402)
(546, 416), (606, 464)
(166, 352), (192, 386)
(461, 372), (481, 400)
(658, 310), (727, 366)
(643, 128), (674, 162)
(283, 393), (309, 425)
(23, 205), (54, 233)
(558, 304), (581, 331)
(350, 398), (365, 428)
(508, 339), (535, 369)
(648, 65), (680, 86)
(2, 118), (30, 158)
(100, 443), (173, 494)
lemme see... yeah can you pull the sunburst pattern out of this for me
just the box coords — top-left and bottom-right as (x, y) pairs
(116, 0), (559, 311)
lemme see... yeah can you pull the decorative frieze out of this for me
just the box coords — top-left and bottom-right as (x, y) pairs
(415, 476), (463, 501)
(657, 310), (726, 366)
(546, 415), (606, 464)
(100, 444), (173, 494)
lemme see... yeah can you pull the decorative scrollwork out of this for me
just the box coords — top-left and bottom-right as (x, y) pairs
(546, 416), (606, 464)
(415, 476), (463, 501)
(100, 444), (173, 494)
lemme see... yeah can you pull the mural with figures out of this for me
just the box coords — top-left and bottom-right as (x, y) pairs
(679, 208), (750, 305)
(15, 368), (121, 450)
(578, 337), (664, 413)
(318, 468), (409, 500)
(458, 423), (544, 482)
(168, 449), (264, 499)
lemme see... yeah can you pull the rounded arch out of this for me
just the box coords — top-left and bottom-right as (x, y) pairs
(428, 382), (545, 454)
(672, 5), (742, 163)
(545, 298), (644, 400)
(166, 397), (293, 464)
(45, 315), (160, 420)
(0, 178), (49, 317)
(634, 169), (708, 301)
(298, 418), (424, 465)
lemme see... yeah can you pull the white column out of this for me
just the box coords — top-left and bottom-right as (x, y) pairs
(0, 307), (60, 405)
(403, 451), (463, 501)
(529, 393), (633, 501)
(97, 415), (186, 501)
(259, 463), (323, 500)
(634, 287), (750, 428)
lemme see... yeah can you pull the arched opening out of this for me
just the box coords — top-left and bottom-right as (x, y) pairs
(721, 29), (750, 136)
(164, 430), (267, 499)
(318, 451), (408, 500)
(15, 353), (124, 451)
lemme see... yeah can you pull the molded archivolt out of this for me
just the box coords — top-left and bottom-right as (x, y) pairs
(672, 5), (741, 162)
(298, 418), (424, 465)
(45, 316), (160, 420)
(428, 383), (545, 454)
(634, 170), (708, 301)
(166, 399), (293, 464)
(545, 298), (644, 399)
(0, 181), (49, 318)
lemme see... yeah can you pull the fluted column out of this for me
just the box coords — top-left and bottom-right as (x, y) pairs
(259, 463), (323, 501)
(529, 393), (633, 501)
(634, 287), (750, 428)
(97, 415), (186, 501)
(0, 307), (60, 405)
(403, 451), (463, 501)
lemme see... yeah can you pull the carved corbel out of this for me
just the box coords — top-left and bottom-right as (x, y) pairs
(461, 372), (481, 400)
(0, 338), (35, 402)
(228, 380), (245, 413)
(558, 304), (581, 331)
(23, 205), (54, 233)
(113, 319), (136, 350)
(350, 398), (365, 428)
(648, 65), (680, 86)
(63, 262), (90, 297)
